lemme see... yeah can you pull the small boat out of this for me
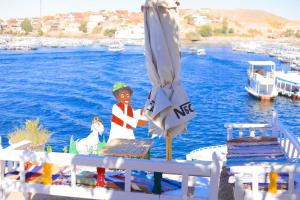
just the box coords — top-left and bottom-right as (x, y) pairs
(196, 48), (206, 56)
(189, 47), (206, 56)
(245, 61), (278, 100)
(107, 42), (125, 52)
(276, 71), (300, 100)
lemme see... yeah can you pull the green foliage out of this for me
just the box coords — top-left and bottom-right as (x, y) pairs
(185, 31), (201, 41)
(197, 25), (212, 37)
(213, 28), (223, 35)
(184, 15), (194, 25)
(38, 30), (43, 36)
(97, 141), (106, 155)
(221, 19), (228, 34)
(46, 145), (52, 153)
(228, 28), (235, 34)
(284, 29), (294, 37)
(8, 118), (50, 145)
(21, 19), (33, 34)
(248, 28), (262, 36)
(295, 31), (300, 38)
(69, 135), (78, 154)
(104, 28), (117, 37)
(63, 146), (68, 153)
(79, 21), (87, 33)
(92, 26), (102, 34)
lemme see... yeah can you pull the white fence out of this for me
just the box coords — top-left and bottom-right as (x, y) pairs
(0, 142), (222, 200)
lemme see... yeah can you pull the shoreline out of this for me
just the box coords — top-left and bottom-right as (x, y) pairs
(1, 35), (300, 50)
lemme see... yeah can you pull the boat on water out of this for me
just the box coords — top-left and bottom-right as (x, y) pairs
(189, 47), (206, 56)
(196, 48), (206, 56)
(107, 42), (125, 52)
(276, 71), (300, 100)
(245, 61), (278, 100)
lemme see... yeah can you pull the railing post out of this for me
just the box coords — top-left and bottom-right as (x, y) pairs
(152, 172), (162, 194)
(71, 164), (76, 187)
(0, 160), (4, 200)
(249, 128), (255, 137)
(288, 171), (295, 194)
(209, 152), (221, 200)
(181, 174), (189, 198)
(238, 128), (243, 138)
(252, 172), (259, 197)
(19, 161), (25, 183)
(125, 169), (131, 192)
(272, 111), (278, 137)
(227, 126), (233, 141)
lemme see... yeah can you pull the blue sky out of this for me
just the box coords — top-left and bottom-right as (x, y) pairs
(0, 0), (299, 20)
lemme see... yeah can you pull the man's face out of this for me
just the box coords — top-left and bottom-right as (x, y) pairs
(117, 90), (131, 105)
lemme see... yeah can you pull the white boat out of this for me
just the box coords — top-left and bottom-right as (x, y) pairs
(245, 61), (278, 100)
(276, 71), (300, 100)
(196, 48), (206, 56)
(189, 47), (206, 56)
(107, 42), (125, 52)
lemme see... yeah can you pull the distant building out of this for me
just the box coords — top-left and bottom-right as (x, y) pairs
(8, 18), (23, 33)
(115, 24), (144, 39)
(87, 14), (105, 33)
(49, 16), (67, 32)
(192, 16), (210, 25)
(64, 22), (81, 34)
(0, 19), (6, 32)
(31, 17), (41, 32)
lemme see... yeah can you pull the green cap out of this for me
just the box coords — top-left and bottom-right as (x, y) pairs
(113, 82), (127, 92)
(112, 82), (133, 98)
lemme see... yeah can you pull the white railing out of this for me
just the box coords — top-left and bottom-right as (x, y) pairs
(225, 123), (271, 140)
(231, 164), (300, 200)
(0, 148), (222, 200)
(225, 112), (300, 200)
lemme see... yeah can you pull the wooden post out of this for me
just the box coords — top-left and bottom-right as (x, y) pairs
(166, 135), (172, 161)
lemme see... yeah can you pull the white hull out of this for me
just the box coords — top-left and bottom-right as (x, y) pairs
(245, 86), (277, 100)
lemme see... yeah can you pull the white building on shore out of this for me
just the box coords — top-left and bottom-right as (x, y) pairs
(115, 24), (144, 39)
(193, 16), (210, 25)
(64, 22), (81, 34)
(87, 15), (105, 33)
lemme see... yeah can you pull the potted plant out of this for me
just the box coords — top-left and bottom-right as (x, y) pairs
(8, 118), (51, 151)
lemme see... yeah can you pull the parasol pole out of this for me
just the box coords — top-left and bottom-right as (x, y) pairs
(166, 133), (172, 161)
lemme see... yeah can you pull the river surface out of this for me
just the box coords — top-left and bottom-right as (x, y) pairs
(0, 46), (299, 159)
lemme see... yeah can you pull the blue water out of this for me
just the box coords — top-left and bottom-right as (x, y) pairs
(0, 46), (299, 159)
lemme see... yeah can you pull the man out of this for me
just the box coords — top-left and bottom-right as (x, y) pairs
(108, 82), (147, 141)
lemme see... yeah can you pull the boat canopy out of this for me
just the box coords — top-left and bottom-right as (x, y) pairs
(248, 61), (276, 66)
(276, 72), (300, 86)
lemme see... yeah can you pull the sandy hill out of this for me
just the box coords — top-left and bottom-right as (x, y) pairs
(180, 9), (300, 36)
(207, 9), (287, 24)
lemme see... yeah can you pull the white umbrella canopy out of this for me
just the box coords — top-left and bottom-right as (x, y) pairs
(143, 0), (195, 159)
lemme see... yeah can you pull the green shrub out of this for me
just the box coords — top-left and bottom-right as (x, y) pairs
(104, 28), (117, 37)
(79, 21), (87, 33)
(8, 118), (50, 145)
(197, 25), (212, 37)
(185, 31), (201, 41)
(21, 19), (32, 34)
